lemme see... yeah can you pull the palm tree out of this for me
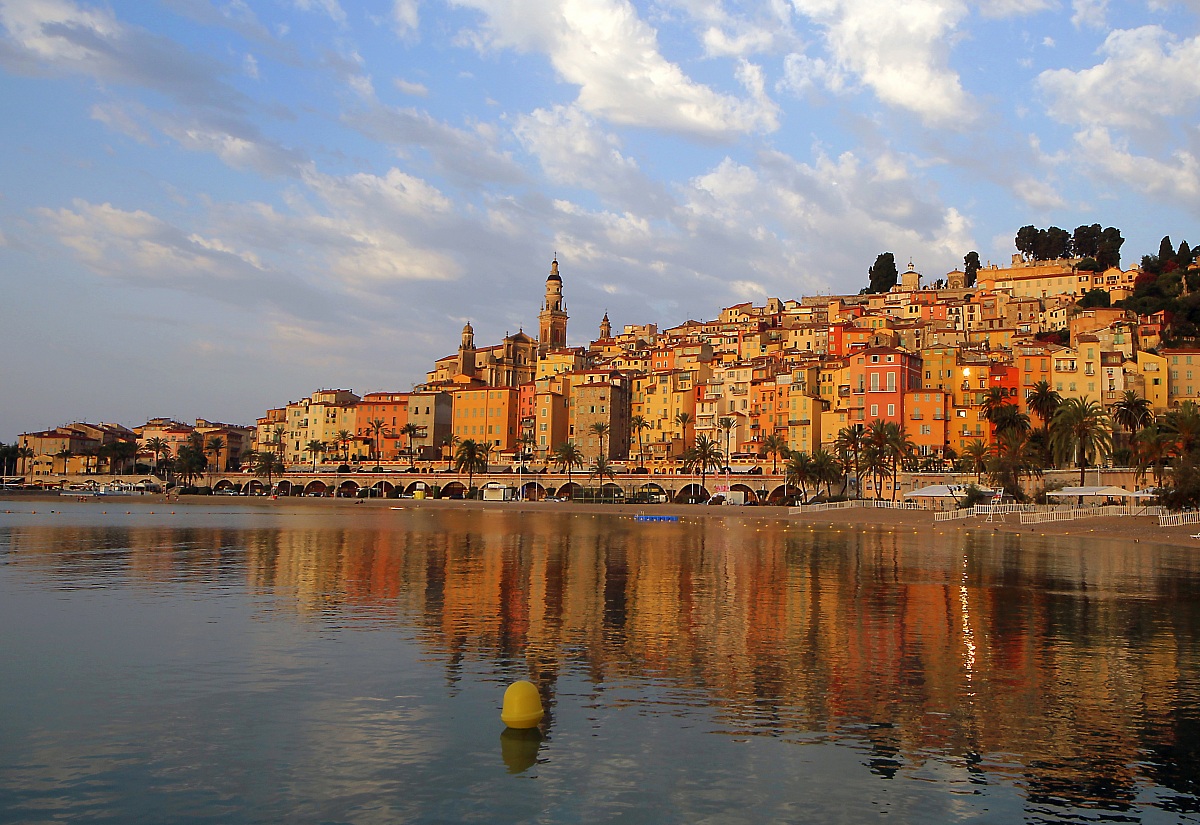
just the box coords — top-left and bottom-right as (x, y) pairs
(811, 449), (842, 498)
(272, 425), (287, 457)
(335, 429), (353, 463)
(454, 439), (489, 492)
(861, 440), (891, 500)
(834, 425), (864, 498)
(17, 446), (34, 476)
(674, 411), (693, 456)
(400, 422), (422, 467)
(981, 386), (1010, 424)
(986, 429), (1042, 501)
(1135, 422), (1171, 488)
(441, 434), (460, 471)
(761, 433), (789, 475)
(589, 421), (610, 460)
(206, 436), (225, 484)
(961, 439), (989, 484)
(1026, 380), (1062, 427)
(1111, 390), (1152, 438)
(990, 404), (1031, 436)
(1050, 396), (1113, 486)
(784, 450), (815, 504)
(552, 440), (585, 494)
(717, 417), (736, 470)
(305, 439), (325, 471)
(589, 455), (616, 485)
(142, 437), (170, 476)
(55, 448), (73, 475)
(367, 418), (388, 465)
(683, 434), (723, 497)
(629, 415), (650, 469)
(881, 422), (916, 501)
(1163, 401), (1200, 457)
(253, 450), (284, 491)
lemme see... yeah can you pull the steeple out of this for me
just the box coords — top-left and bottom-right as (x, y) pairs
(457, 321), (476, 377)
(599, 311), (611, 339)
(538, 256), (568, 357)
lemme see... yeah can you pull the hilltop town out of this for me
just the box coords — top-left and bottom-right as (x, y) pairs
(10, 226), (1199, 501)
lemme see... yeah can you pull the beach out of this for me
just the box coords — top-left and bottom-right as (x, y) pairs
(2, 490), (1187, 548)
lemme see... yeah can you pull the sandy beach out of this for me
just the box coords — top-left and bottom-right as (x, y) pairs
(3, 490), (1191, 548)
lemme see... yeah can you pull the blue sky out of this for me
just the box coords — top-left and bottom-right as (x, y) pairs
(2, 0), (1199, 439)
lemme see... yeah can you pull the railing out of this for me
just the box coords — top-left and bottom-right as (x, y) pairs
(934, 509), (973, 521)
(790, 500), (858, 514)
(1159, 511), (1200, 527)
(1020, 506), (1124, 524)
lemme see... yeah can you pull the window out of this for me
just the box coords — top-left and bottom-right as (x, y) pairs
(870, 405), (878, 417)
(888, 404), (895, 417)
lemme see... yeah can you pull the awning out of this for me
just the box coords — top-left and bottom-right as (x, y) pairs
(1047, 486), (1154, 498)
(904, 484), (994, 499)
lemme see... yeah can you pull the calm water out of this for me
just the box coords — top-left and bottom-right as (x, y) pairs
(2, 501), (1199, 824)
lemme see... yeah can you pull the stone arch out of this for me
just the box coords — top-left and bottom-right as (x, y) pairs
(338, 480), (360, 498)
(441, 481), (467, 499)
(730, 482), (758, 503)
(674, 483), (709, 504)
(554, 481), (582, 500)
(275, 479), (294, 496)
(213, 479), (239, 493)
(247, 479), (267, 495)
(520, 481), (546, 501)
(600, 482), (625, 501)
(765, 484), (790, 505)
(403, 481), (429, 496)
(303, 480), (329, 496)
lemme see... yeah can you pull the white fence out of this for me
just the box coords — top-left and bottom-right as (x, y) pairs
(934, 509), (974, 522)
(789, 498), (921, 516)
(1159, 510), (1200, 527)
(1019, 505), (1135, 524)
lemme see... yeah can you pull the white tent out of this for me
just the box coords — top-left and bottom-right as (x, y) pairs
(1047, 486), (1154, 499)
(904, 484), (995, 499)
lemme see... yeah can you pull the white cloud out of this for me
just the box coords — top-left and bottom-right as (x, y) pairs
(777, 51), (847, 96)
(393, 77), (428, 96)
(787, 0), (975, 128)
(1039, 26), (1200, 130)
(976, 0), (1055, 16)
(1071, 0), (1106, 28)
(293, 0), (346, 24)
(1073, 127), (1200, 205)
(451, 0), (778, 138)
(1011, 176), (1066, 210)
(392, 0), (419, 34)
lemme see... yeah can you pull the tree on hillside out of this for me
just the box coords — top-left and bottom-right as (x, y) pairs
(867, 253), (898, 294)
(1097, 226), (1124, 269)
(963, 251), (980, 287)
(1073, 224), (1102, 259)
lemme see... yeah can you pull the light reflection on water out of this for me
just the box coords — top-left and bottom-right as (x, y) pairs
(1, 501), (1199, 823)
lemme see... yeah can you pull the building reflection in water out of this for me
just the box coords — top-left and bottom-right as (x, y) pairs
(7, 508), (1200, 816)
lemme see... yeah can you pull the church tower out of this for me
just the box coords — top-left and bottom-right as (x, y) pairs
(457, 321), (476, 378)
(599, 311), (611, 339)
(538, 257), (569, 357)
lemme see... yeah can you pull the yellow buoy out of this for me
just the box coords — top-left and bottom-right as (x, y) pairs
(501, 680), (544, 729)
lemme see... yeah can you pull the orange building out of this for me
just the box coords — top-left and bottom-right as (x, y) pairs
(357, 392), (410, 462)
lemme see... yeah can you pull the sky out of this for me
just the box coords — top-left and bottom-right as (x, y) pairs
(2, 0), (1200, 440)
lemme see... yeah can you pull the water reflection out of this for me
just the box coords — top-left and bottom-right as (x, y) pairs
(3, 505), (1200, 821)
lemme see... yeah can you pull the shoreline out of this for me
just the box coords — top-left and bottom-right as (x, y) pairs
(3, 491), (1195, 548)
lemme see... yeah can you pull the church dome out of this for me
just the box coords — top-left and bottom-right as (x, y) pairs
(547, 258), (561, 282)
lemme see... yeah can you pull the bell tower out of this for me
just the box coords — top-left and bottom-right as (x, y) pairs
(457, 321), (476, 378)
(599, 310), (611, 339)
(538, 257), (569, 357)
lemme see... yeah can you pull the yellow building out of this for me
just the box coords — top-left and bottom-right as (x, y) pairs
(1164, 348), (1200, 408)
(452, 387), (519, 452)
(1135, 350), (1168, 412)
(631, 369), (698, 462)
(285, 390), (360, 465)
